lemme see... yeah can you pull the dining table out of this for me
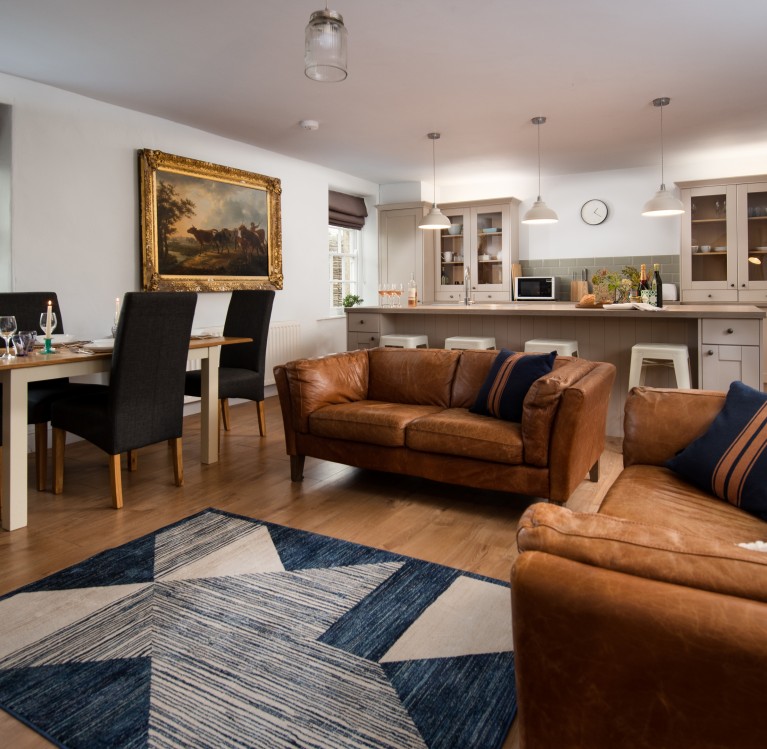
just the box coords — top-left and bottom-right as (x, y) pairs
(0, 335), (251, 531)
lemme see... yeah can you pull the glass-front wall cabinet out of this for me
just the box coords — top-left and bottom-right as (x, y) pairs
(681, 179), (767, 302)
(436, 201), (515, 303)
(738, 183), (767, 295)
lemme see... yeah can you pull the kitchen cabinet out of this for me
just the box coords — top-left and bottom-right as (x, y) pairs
(680, 177), (767, 304)
(377, 202), (435, 304)
(346, 310), (392, 350)
(435, 199), (519, 303)
(699, 318), (762, 390)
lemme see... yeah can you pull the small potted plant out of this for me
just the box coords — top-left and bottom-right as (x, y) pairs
(342, 294), (364, 308)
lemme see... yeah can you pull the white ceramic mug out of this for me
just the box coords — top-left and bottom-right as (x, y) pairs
(443, 251), (453, 262)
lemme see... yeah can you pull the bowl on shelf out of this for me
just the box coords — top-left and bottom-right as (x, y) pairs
(478, 254), (490, 261)
(699, 245), (712, 253)
(482, 227), (499, 233)
(447, 223), (462, 235)
(714, 246), (727, 251)
(691, 245), (699, 252)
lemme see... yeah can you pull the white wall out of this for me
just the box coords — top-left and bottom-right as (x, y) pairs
(0, 72), (379, 356)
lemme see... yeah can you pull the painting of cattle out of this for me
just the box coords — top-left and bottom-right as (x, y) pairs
(139, 149), (282, 292)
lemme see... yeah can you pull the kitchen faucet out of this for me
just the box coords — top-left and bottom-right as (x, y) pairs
(464, 265), (472, 305)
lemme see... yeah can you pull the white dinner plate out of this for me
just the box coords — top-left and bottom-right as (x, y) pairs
(33, 333), (77, 346)
(82, 339), (114, 352)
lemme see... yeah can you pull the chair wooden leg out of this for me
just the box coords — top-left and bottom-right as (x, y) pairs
(221, 398), (231, 431)
(256, 400), (266, 437)
(290, 454), (305, 482)
(170, 437), (184, 486)
(128, 449), (138, 472)
(52, 428), (66, 495)
(108, 455), (123, 509)
(35, 423), (48, 491)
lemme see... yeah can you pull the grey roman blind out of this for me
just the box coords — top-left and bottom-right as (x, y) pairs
(329, 190), (368, 230)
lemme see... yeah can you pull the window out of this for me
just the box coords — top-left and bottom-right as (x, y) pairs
(328, 224), (360, 312)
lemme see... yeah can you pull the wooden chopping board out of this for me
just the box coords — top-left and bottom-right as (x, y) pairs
(570, 280), (589, 302)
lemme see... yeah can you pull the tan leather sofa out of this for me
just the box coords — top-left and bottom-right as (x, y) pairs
(274, 347), (616, 502)
(511, 386), (767, 749)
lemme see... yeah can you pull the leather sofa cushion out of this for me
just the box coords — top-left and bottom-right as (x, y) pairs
(517, 501), (767, 603)
(309, 401), (443, 447)
(406, 408), (523, 464)
(600, 464), (767, 545)
(368, 348), (459, 407)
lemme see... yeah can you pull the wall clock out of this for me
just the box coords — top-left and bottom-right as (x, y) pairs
(581, 199), (608, 225)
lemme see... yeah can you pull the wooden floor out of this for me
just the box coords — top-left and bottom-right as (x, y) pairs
(0, 395), (624, 748)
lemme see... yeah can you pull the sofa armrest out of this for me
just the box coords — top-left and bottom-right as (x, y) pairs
(517, 502), (767, 602)
(623, 386), (726, 467)
(545, 362), (616, 502)
(511, 550), (767, 749)
(281, 350), (370, 433)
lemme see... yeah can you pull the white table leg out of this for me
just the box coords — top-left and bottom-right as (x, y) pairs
(1, 373), (30, 530)
(199, 345), (220, 464)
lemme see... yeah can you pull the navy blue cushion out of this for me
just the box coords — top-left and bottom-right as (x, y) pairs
(470, 349), (556, 423)
(666, 380), (767, 520)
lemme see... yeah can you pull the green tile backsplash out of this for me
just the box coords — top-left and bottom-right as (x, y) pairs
(520, 255), (680, 301)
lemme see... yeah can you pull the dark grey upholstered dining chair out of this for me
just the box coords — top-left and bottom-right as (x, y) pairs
(51, 291), (197, 509)
(184, 289), (274, 437)
(0, 291), (99, 491)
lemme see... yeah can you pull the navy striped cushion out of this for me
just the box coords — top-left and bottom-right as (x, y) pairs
(469, 349), (556, 423)
(667, 381), (767, 520)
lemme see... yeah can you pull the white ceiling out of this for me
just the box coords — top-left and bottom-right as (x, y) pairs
(1, 0), (765, 187)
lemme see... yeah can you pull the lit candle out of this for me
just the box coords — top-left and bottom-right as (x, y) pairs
(45, 301), (52, 338)
(114, 297), (120, 325)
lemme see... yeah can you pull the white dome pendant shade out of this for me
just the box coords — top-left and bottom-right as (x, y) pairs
(305, 7), (348, 82)
(642, 98), (684, 217)
(419, 132), (451, 230)
(522, 116), (558, 225)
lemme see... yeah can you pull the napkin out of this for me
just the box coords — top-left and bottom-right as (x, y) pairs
(603, 302), (663, 312)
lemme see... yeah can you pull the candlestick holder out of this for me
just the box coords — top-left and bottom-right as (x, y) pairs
(42, 337), (54, 354)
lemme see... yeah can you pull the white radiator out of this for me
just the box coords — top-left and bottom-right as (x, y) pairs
(185, 321), (301, 387)
(264, 320), (301, 385)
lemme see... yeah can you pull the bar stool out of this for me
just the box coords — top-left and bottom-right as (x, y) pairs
(379, 334), (429, 349)
(628, 343), (691, 390)
(524, 339), (579, 356)
(444, 336), (496, 350)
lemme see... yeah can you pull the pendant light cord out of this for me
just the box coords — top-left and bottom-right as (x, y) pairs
(432, 136), (437, 205)
(659, 101), (665, 189)
(536, 121), (542, 199)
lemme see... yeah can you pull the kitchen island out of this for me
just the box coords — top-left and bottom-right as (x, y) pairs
(346, 302), (765, 436)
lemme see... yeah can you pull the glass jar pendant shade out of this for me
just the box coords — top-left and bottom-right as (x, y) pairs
(305, 7), (348, 82)
(419, 133), (451, 230)
(642, 97), (684, 216)
(522, 116), (558, 225)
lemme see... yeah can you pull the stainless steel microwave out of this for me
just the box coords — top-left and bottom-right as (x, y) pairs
(514, 276), (556, 301)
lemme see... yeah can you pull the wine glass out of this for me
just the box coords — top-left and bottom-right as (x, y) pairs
(40, 311), (58, 338)
(0, 315), (17, 359)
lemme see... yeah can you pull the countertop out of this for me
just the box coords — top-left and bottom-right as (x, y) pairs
(347, 303), (766, 319)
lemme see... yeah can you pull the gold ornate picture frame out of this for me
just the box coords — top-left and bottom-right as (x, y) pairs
(139, 149), (283, 291)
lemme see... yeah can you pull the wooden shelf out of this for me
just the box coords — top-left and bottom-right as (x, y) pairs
(691, 218), (727, 224)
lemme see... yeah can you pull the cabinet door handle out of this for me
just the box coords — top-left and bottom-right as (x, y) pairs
(707, 294), (713, 298)
(731, 283), (736, 287)
(359, 319), (365, 325)
(706, 350), (715, 356)
(741, 283), (746, 288)
(726, 328), (734, 334)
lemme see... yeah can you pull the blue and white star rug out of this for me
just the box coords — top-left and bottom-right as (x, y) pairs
(0, 509), (516, 748)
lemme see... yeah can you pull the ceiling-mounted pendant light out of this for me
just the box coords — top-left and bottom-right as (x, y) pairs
(305, 4), (348, 82)
(522, 116), (558, 225)
(642, 97), (684, 217)
(419, 132), (451, 230)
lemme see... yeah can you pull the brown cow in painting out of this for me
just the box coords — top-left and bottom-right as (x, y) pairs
(187, 226), (217, 249)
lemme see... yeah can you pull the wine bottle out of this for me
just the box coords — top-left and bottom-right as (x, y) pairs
(639, 263), (649, 291)
(652, 263), (663, 308)
(408, 272), (418, 307)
